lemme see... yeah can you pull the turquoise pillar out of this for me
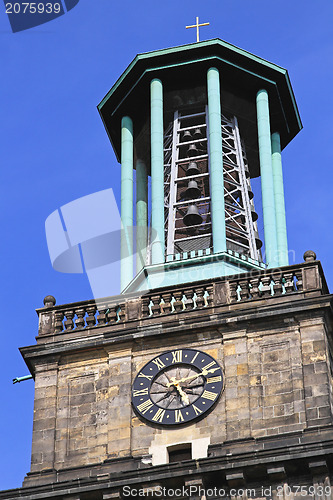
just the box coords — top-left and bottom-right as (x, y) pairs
(120, 116), (134, 291)
(271, 132), (289, 266)
(256, 89), (279, 268)
(136, 159), (148, 273)
(207, 67), (226, 254)
(150, 78), (165, 264)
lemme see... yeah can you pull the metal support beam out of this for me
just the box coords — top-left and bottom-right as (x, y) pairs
(207, 67), (226, 254)
(271, 131), (289, 266)
(120, 116), (134, 291)
(136, 159), (148, 273)
(150, 78), (165, 264)
(256, 89), (278, 268)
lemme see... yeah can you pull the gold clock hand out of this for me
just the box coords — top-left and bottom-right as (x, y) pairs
(183, 366), (220, 381)
(167, 367), (220, 386)
(166, 374), (196, 387)
(174, 384), (190, 405)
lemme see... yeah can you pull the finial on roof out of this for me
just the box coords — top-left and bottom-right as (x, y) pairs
(303, 250), (317, 262)
(43, 295), (56, 307)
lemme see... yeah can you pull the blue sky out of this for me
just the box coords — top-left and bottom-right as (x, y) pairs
(0, 0), (332, 491)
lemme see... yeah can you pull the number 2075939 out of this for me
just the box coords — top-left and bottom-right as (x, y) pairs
(5, 3), (61, 14)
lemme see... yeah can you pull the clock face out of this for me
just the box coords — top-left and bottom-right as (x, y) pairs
(132, 348), (224, 425)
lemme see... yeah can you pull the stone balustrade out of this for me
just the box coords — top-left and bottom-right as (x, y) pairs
(37, 252), (328, 337)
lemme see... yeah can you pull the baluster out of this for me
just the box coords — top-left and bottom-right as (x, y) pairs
(151, 295), (161, 316)
(161, 293), (172, 314)
(249, 277), (260, 299)
(96, 305), (108, 325)
(173, 291), (183, 312)
(107, 306), (117, 323)
(195, 287), (205, 308)
(64, 310), (74, 330)
(283, 272), (294, 293)
(205, 286), (213, 306)
(228, 281), (239, 302)
(75, 308), (86, 329)
(294, 271), (303, 291)
(141, 297), (151, 317)
(272, 272), (283, 296)
(239, 279), (250, 300)
(260, 275), (272, 297)
(86, 305), (96, 327)
(54, 311), (65, 333)
(182, 291), (193, 310)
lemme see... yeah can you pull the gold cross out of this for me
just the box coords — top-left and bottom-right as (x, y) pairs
(186, 16), (210, 42)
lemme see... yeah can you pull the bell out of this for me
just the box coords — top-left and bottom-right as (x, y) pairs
(186, 161), (200, 176)
(248, 188), (254, 199)
(254, 231), (263, 249)
(251, 207), (258, 221)
(256, 238), (263, 249)
(184, 180), (201, 200)
(183, 204), (203, 226)
(187, 144), (199, 157)
(182, 130), (192, 142)
(193, 128), (203, 139)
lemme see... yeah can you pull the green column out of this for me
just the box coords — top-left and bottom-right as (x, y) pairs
(150, 78), (165, 264)
(256, 89), (278, 268)
(207, 67), (226, 254)
(136, 159), (148, 274)
(271, 132), (289, 266)
(120, 116), (134, 291)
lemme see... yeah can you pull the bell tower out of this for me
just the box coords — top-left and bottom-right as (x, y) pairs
(2, 38), (333, 500)
(164, 106), (261, 260)
(98, 39), (301, 292)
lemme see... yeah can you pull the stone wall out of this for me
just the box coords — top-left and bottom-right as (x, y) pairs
(29, 309), (333, 474)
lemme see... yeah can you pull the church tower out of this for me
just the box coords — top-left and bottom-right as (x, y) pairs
(1, 38), (333, 500)
(97, 38), (300, 293)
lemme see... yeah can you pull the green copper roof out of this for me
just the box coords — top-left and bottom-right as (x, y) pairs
(98, 38), (292, 109)
(98, 38), (302, 172)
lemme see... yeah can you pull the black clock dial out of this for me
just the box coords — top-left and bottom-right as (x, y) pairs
(132, 348), (224, 426)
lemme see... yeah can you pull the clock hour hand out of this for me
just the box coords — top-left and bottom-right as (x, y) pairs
(166, 374), (197, 387)
(174, 384), (190, 405)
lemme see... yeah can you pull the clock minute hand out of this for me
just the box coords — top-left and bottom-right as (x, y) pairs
(167, 367), (220, 387)
(178, 367), (219, 383)
(166, 374), (198, 387)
